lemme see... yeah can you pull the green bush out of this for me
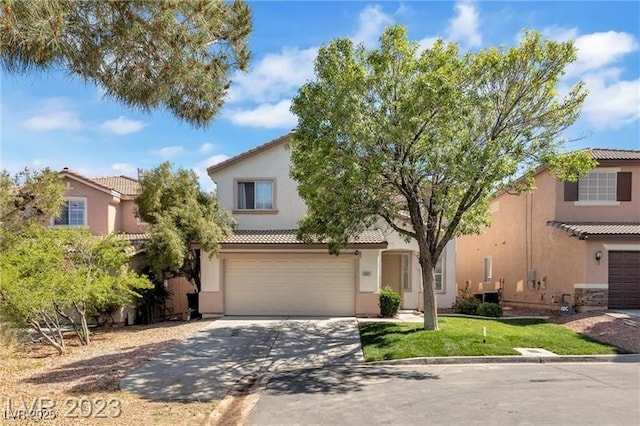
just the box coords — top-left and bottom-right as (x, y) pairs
(452, 296), (481, 315)
(379, 286), (402, 318)
(477, 302), (503, 317)
(0, 321), (21, 360)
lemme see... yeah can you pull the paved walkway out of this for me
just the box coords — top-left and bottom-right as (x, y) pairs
(119, 317), (362, 401)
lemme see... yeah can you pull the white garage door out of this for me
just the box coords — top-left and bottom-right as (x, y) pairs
(224, 256), (355, 316)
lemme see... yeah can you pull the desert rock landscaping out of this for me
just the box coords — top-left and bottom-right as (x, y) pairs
(1, 320), (215, 425)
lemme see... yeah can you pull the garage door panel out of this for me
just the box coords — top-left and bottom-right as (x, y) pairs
(609, 251), (640, 309)
(224, 257), (355, 316)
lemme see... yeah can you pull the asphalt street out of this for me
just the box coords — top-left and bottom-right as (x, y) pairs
(247, 362), (640, 425)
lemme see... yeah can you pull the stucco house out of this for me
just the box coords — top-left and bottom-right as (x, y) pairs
(55, 168), (196, 318)
(456, 148), (640, 312)
(198, 133), (456, 317)
(56, 168), (148, 254)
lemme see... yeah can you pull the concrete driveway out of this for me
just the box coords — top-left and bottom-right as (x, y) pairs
(120, 317), (362, 401)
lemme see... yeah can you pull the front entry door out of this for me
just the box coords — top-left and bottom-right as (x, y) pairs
(382, 252), (403, 299)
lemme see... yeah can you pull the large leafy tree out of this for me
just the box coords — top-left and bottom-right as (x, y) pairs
(0, 0), (251, 127)
(0, 226), (151, 354)
(290, 26), (594, 330)
(0, 167), (65, 250)
(136, 162), (231, 290)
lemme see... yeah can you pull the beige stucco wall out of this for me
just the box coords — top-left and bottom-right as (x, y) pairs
(60, 177), (147, 235)
(554, 164), (640, 222)
(457, 171), (589, 310)
(61, 177), (118, 234)
(209, 143), (307, 230)
(120, 199), (147, 234)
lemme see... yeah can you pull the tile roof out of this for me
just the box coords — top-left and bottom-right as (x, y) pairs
(115, 233), (150, 253)
(222, 229), (387, 246)
(589, 148), (640, 161)
(92, 176), (140, 196)
(207, 132), (293, 174)
(61, 168), (140, 198)
(547, 221), (640, 240)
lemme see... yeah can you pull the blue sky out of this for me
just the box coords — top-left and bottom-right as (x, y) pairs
(2, 1), (639, 190)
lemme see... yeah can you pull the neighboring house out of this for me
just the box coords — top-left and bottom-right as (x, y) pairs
(56, 168), (148, 257)
(55, 168), (152, 322)
(198, 133), (456, 317)
(456, 148), (640, 312)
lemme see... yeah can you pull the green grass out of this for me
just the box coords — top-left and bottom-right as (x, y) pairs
(360, 317), (627, 361)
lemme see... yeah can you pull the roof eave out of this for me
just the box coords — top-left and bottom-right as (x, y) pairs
(206, 132), (293, 175)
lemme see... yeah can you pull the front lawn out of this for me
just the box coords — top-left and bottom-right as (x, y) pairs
(360, 317), (626, 361)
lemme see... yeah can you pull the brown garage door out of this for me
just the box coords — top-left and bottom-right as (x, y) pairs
(608, 251), (640, 309)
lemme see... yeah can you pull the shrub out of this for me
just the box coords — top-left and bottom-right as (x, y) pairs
(477, 302), (503, 317)
(379, 286), (402, 318)
(0, 321), (21, 359)
(452, 296), (481, 315)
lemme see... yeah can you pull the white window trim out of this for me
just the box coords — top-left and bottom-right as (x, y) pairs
(483, 256), (492, 283)
(233, 178), (277, 212)
(435, 256), (444, 293)
(50, 196), (88, 228)
(402, 254), (410, 291)
(574, 200), (620, 206)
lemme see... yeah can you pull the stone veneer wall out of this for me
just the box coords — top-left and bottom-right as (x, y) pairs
(574, 288), (608, 312)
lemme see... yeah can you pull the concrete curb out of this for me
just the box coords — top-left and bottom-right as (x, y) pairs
(366, 353), (640, 366)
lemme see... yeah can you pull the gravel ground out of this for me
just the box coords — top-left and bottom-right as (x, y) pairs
(548, 311), (640, 353)
(0, 319), (216, 425)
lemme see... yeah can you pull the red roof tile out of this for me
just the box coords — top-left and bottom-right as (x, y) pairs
(589, 148), (640, 161)
(547, 221), (640, 240)
(222, 229), (387, 246)
(93, 176), (140, 196)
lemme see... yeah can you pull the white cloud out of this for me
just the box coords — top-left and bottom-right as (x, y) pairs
(199, 142), (215, 153)
(193, 154), (230, 191)
(350, 5), (394, 48)
(581, 69), (640, 130)
(541, 26), (579, 43)
(566, 31), (638, 77)
(418, 36), (440, 52)
(228, 47), (318, 104)
(151, 146), (184, 159)
(100, 116), (147, 135)
(21, 98), (84, 131)
(228, 99), (297, 129)
(446, 1), (481, 47)
(203, 154), (230, 168)
(112, 163), (137, 176)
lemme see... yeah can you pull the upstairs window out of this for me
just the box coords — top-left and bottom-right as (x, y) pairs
(54, 198), (86, 226)
(578, 171), (617, 201)
(237, 181), (273, 210)
(564, 170), (632, 203)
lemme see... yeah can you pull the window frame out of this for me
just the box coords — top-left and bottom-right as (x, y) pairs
(577, 170), (617, 202)
(402, 254), (410, 291)
(434, 256), (444, 293)
(566, 167), (627, 206)
(233, 178), (277, 213)
(483, 256), (492, 283)
(51, 197), (87, 227)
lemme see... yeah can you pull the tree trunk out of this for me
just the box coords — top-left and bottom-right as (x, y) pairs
(419, 255), (439, 331)
(29, 318), (64, 355)
(54, 303), (83, 343)
(73, 301), (90, 345)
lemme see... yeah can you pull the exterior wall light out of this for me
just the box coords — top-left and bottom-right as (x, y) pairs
(595, 250), (603, 264)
